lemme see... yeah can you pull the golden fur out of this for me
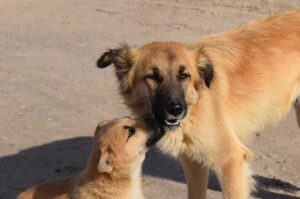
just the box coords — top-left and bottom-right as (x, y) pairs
(17, 118), (150, 199)
(97, 9), (300, 199)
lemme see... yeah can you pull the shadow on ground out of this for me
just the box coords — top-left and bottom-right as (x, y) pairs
(0, 137), (299, 199)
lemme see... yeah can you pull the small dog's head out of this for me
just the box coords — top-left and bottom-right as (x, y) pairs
(97, 42), (214, 130)
(92, 116), (163, 175)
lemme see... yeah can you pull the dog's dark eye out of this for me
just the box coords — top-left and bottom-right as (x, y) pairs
(178, 66), (190, 81)
(128, 127), (136, 138)
(179, 73), (190, 80)
(124, 125), (136, 140)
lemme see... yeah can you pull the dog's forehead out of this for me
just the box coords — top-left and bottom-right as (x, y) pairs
(140, 42), (185, 56)
(97, 119), (129, 140)
(96, 118), (147, 148)
(109, 118), (142, 135)
(98, 123), (127, 151)
(138, 42), (195, 68)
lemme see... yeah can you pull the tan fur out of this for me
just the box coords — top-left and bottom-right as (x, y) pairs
(17, 118), (150, 199)
(98, 9), (300, 199)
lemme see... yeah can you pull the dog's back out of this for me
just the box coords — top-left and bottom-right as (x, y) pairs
(17, 177), (73, 199)
(194, 9), (300, 140)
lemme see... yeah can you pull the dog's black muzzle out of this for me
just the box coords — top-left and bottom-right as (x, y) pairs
(151, 83), (187, 130)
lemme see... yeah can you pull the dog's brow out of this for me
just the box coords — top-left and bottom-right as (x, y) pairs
(179, 65), (186, 73)
(123, 125), (130, 129)
(152, 67), (160, 75)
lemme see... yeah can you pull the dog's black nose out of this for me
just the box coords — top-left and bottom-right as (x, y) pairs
(167, 101), (183, 116)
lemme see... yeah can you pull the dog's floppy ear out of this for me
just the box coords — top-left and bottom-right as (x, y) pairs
(199, 62), (214, 88)
(197, 49), (214, 88)
(97, 44), (137, 93)
(97, 146), (113, 173)
(97, 46), (126, 68)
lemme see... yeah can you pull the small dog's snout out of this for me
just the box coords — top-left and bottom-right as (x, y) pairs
(167, 101), (183, 116)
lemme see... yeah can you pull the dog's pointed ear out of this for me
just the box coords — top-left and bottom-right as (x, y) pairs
(196, 49), (214, 88)
(97, 44), (137, 93)
(97, 146), (113, 173)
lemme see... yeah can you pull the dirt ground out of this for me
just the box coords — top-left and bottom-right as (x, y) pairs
(0, 0), (300, 199)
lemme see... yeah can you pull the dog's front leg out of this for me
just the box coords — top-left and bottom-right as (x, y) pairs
(181, 154), (209, 199)
(216, 144), (253, 199)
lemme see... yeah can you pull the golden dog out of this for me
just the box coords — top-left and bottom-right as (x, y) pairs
(17, 117), (161, 199)
(97, 9), (300, 199)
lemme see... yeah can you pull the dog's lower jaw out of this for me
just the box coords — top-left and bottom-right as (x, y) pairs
(163, 120), (181, 130)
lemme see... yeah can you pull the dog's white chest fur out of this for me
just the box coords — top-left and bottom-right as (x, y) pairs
(126, 156), (144, 199)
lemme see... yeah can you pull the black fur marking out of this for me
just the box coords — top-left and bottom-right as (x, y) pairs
(199, 63), (214, 88)
(196, 46), (214, 88)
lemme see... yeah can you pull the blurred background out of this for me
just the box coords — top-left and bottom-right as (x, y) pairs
(0, 0), (299, 198)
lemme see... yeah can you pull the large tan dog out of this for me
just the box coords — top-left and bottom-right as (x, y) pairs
(17, 117), (161, 199)
(97, 9), (300, 199)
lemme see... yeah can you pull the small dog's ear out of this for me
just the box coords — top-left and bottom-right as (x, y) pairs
(95, 120), (110, 133)
(196, 49), (214, 88)
(96, 44), (137, 93)
(97, 146), (113, 173)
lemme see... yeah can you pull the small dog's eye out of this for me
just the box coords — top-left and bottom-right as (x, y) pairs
(124, 125), (136, 141)
(128, 127), (136, 138)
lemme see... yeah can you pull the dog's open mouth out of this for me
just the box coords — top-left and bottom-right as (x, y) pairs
(146, 127), (165, 147)
(152, 113), (181, 130)
(164, 119), (180, 129)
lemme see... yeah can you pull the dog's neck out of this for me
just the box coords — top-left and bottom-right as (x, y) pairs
(82, 152), (132, 181)
(73, 153), (143, 199)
